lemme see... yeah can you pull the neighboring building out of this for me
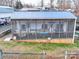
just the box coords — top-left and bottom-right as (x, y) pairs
(11, 11), (77, 43)
(0, 6), (14, 37)
(0, 0), (15, 7)
(0, 6), (14, 24)
(76, 16), (79, 31)
(75, 16), (79, 37)
(0, 6), (14, 13)
(0, 6), (14, 20)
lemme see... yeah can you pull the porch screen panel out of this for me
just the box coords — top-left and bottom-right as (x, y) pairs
(24, 21), (30, 39)
(36, 20), (50, 39)
(48, 21), (59, 39)
(12, 20), (20, 39)
(29, 20), (37, 39)
(67, 20), (74, 38)
(15, 20), (21, 39)
(49, 20), (68, 39)
(19, 21), (29, 39)
(59, 21), (67, 38)
(15, 20), (36, 40)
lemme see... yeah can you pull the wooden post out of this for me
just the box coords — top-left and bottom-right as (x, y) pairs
(19, 20), (21, 40)
(66, 20), (68, 39)
(50, 0), (53, 8)
(0, 49), (3, 59)
(73, 18), (77, 43)
(59, 20), (60, 39)
(50, 21), (52, 40)
(41, 51), (46, 59)
(11, 20), (14, 39)
(41, 0), (43, 7)
(35, 20), (37, 40)
(65, 51), (68, 59)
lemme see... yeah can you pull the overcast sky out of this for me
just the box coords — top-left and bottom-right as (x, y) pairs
(20, 0), (52, 6)
(20, 0), (73, 6)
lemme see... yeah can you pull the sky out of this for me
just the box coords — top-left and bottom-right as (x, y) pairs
(20, 0), (75, 7)
(20, 0), (41, 4)
(20, 0), (51, 6)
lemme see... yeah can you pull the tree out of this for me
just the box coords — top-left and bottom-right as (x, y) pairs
(14, 1), (23, 9)
(41, 0), (43, 7)
(50, 0), (54, 8)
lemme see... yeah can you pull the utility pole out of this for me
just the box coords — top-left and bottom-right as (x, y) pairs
(18, 0), (20, 8)
(61, 0), (63, 10)
(64, 0), (66, 10)
(41, 0), (43, 7)
(50, 0), (53, 8)
(15, 0), (23, 9)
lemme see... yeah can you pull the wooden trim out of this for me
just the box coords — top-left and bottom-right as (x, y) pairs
(16, 38), (73, 44)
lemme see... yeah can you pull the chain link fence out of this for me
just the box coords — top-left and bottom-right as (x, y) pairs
(1, 50), (79, 59)
(65, 51), (79, 59)
(0, 50), (46, 59)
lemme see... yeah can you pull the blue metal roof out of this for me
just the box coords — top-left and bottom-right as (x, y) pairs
(0, 13), (12, 18)
(0, 6), (13, 18)
(0, 6), (14, 13)
(11, 11), (77, 20)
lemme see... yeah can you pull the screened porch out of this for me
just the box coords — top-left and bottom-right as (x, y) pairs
(11, 19), (75, 40)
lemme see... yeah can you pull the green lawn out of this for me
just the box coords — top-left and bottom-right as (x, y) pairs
(0, 40), (79, 54)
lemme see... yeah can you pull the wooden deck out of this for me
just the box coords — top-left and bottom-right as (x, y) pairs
(16, 38), (74, 44)
(0, 25), (11, 37)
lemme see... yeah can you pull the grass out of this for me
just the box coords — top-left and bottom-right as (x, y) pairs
(0, 40), (79, 54)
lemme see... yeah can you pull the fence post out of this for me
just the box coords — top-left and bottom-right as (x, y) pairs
(41, 51), (46, 59)
(65, 51), (68, 59)
(0, 49), (3, 59)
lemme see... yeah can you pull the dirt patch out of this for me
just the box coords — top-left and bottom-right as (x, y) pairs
(6, 46), (33, 52)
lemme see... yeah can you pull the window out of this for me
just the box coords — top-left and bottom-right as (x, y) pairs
(21, 24), (26, 31)
(57, 22), (64, 33)
(49, 22), (65, 33)
(37, 24), (42, 30)
(48, 22), (57, 33)
(63, 22), (68, 32)
(42, 24), (48, 29)
(30, 23), (36, 31)
(76, 26), (79, 31)
(26, 23), (30, 28)
(59, 23), (64, 32)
